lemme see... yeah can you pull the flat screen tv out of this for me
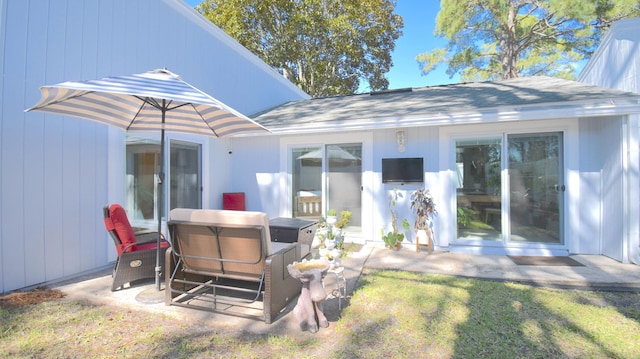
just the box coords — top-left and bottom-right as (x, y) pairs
(382, 157), (424, 183)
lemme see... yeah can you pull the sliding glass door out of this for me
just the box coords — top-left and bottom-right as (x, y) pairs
(291, 143), (362, 227)
(455, 137), (503, 241)
(126, 140), (160, 222)
(455, 132), (563, 244)
(292, 146), (323, 218)
(508, 133), (563, 243)
(126, 137), (202, 226)
(327, 144), (362, 227)
(169, 140), (202, 211)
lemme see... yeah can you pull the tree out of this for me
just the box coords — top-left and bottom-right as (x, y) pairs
(197, 0), (403, 97)
(417, 0), (640, 82)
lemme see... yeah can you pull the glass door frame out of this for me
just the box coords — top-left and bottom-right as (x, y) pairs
(125, 133), (208, 229)
(288, 143), (362, 221)
(507, 132), (564, 245)
(454, 135), (505, 244)
(169, 139), (203, 211)
(280, 132), (373, 243)
(440, 120), (577, 252)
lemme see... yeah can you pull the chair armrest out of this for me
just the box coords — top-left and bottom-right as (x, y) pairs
(119, 231), (166, 253)
(134, 231), (165, 245)
(135, 230), (164, 243)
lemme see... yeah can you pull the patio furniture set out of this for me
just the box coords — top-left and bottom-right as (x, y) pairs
(103, 203), (339, 326)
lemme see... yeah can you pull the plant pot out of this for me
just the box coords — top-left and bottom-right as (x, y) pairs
(395, 241), (402, 250)
(326, 216), (337, 226)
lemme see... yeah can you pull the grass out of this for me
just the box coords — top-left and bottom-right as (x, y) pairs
(2, 270), (639, 358)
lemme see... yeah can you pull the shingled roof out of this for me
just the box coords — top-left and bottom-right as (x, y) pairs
(251, 76), (640, 134)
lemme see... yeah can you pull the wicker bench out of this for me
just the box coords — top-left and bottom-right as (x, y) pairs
(165, 209), (302, 323)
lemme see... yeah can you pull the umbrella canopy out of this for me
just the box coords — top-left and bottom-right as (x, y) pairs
(26, 69), (269, 290)
(26, 68), (267, 137)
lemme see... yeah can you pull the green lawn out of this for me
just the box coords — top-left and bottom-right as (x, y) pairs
(2, 270), (639, 358)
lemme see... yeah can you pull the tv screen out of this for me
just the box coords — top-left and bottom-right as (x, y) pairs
(382, 157), (424, 183)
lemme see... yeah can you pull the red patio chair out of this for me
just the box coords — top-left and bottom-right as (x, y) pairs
(103, 204), (170, 291)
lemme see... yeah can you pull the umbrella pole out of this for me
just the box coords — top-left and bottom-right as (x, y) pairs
(156, 108), (166, 291)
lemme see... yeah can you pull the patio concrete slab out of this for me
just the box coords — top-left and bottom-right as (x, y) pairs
(52, 244), (640, 336)
(363, 246), (640, 291)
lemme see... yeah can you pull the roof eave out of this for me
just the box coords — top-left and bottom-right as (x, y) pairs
(256, 98), (640, 136)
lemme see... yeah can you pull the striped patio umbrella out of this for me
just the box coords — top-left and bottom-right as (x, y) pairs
(26, 68), (269, 290)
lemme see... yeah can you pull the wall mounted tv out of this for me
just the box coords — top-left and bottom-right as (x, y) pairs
(382, 157), (424, 183)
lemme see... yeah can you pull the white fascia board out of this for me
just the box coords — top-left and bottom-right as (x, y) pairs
(260, 98), (640, 135)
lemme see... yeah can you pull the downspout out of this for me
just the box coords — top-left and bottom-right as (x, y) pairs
(625, 115), (640, 264)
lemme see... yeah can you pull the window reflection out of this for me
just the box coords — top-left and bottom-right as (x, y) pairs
(455, 138), (502, 240)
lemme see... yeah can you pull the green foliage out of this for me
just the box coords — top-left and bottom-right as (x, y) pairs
(410, 188), (437, 230)
(381, 189), (410, 248)
(417, 0), (640, 81)
(335, 210), (352, 229)
(457, 207), (470, 227)
(338, 271), (640, 358)
(3, 273), (640, 357)
(401, 218), (410, 232)
(327, 208), (337, 217)
(381, 230), (404, 248)
(198, 0), (404, 97)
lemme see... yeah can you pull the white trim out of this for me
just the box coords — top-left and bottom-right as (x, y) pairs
(279, 132), (374, 242)
(626, 115), (640, 264)
(116, 131), (211, 234)
(264, 99), (640, 136)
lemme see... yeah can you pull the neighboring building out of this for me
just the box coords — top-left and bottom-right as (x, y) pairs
(0, 0), (307, 293)
(578, 17), (640, 265)
(3, 2), (640, 294)
(579, 18), (640, 93)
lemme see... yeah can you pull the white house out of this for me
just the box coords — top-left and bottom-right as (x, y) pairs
(0, 0), (307, 293)
(3, 2), (640, 294)
(245, 76), (640, 264)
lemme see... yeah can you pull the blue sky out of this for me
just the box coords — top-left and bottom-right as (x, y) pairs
(184, 0), (456, 90)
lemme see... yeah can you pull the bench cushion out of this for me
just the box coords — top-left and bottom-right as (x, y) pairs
(169, 208), (273, 255)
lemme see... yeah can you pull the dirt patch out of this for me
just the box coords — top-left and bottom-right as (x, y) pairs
(0, 288), (66, 308)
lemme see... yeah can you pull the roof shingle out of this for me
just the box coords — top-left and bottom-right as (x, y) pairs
(252, 76), (640, 132)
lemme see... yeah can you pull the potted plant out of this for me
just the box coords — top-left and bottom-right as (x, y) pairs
(335, 210), (352, 230)
(326, 209), (337, 226)
(381, 189), (410, 249)
(334, 210), (352, 250)
(410, 188), (437, 253)
(317, 230), (329, 256)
